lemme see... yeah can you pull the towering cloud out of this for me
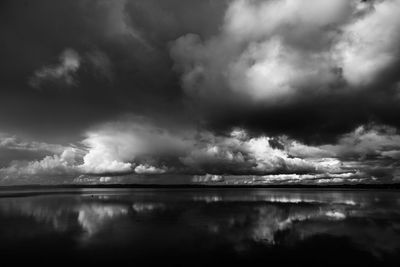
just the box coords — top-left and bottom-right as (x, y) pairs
(79, 118), (191, 174)
(2, 117), (400, 185)
(1, 0), (400, 185)
(171, 0), (400, 138)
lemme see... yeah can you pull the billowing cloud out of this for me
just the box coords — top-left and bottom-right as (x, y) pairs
(134, 164), (167, 174)
(3, 116), (400, 185)
(170, 0), (400, 137)
(172, 0), (400, 100)
(78, 118), (190, 174)
(0, 132), (79, 173)
(76, 119), (348, 177)
(334, 0), (400, 85)
(1, 0), (400, 185)
(2, 118), (400, 184)
(321, 124), (400, 159)
(0, 147), (82, 180)
(181, 129), (339, 175)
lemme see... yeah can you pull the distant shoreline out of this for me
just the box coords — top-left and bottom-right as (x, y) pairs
(1, 183), (400, 190)
(0, 184), (398, 198)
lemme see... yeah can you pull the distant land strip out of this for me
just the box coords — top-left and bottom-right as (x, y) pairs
(1, 183), (400, 190)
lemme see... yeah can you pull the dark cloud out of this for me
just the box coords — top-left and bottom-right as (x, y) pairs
(0, 0), (400, 184)
(170, 0), (400, 142)
(2, 118), (399, 184)
(0, 0), (226, 141)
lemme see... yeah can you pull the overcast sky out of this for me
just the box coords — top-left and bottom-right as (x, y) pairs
(1, 0), (400, 185)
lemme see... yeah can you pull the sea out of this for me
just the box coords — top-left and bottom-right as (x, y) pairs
(0, 188), (399, 266)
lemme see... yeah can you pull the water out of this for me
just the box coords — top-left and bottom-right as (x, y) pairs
(0, 188), (399, 266)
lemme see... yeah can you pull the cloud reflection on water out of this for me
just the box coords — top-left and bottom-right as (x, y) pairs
(0, 189), (399, 260)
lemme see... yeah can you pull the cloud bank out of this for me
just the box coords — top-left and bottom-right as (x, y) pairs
(1, 117), (399, 185)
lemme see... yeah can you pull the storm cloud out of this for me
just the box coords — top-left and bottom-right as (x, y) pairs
(171, 0), (400, 140)
(0, 0), (400, 185)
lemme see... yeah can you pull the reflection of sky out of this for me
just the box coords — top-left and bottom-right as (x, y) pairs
(187, 190), (400, 257)
(0, 196), (132, 240)
(77, 205), (128, 236)
(0, 189), (399, 259)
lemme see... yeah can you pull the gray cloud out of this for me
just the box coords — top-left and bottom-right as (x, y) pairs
(171, 0), (400, 102)
(170, 0), (400, 139)
(1, 0), (400, 185)
(320, 124), (400, 160)
(3, 117), (400, 185)
(29, 49), (81, 89)
(0, 133), (66, 154)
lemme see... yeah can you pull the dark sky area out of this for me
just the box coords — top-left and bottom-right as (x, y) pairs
(1, 0), (400, 185)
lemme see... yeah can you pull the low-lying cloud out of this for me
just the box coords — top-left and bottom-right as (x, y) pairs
(1, 118), (400, 185)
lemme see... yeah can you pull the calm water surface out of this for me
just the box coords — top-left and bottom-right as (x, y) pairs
(1, 188), (400, 266)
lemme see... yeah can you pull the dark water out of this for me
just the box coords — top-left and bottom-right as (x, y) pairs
(1, 189), (400, 266)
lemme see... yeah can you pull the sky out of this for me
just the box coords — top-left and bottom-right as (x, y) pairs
(1, 0), (400, 185)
